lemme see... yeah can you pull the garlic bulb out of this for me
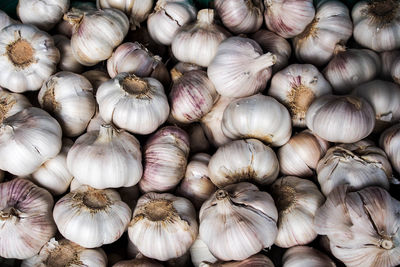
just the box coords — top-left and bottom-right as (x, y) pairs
(82, 70), (110, 94)
(96, 73), (169, 135)
(190, 236), (218, 267)
(69, 178), (82, 192)
(0, 107), (62, 176)
(222, 94), (292, 147)
(172, 9), (230, 67)
(208, 36), (276, 98)
(187, 123), (210, 153)
(391, 55), (400, 84)
(53, 185), (131, 248)
(170, 70), (218, 123)
(128, 192), (198, 261)
(282, 246), (335, 267)
(65, 8), (129, 66)
(170, 62), (204, 82)
(147, 0), (197, 45)
(0, 10), (17, 30)
(139, 126), (190, 193)
(208, 139), (279, 187)
(201, 254), (275, 267)
(268, 64), (332, 127)
(200, 182), (278, 261)
(293, 1), (353, 66)
(380, 123), (400, 174)
(0, 89), (32, 121)
(0, 178), (56, 259)
(38, 71), (96, 137)
(271, 176), (325, 248)
(53, 35), (84, 73)
(323, 45), (381, 94)
(306, 95), (375, 143)
(0, 24), (60, 93)
(251, 29), (291, 73)
(17, 0), (69, 31)
(380, 50), (400, 79)
(21, 238), (107, 267)
(214, 0), (263, 34)
(314, 185), (400, 267)
(67, 124), (142, 189)
(264, 0), (315, 38)
(113, 257), (163, 267)
(278, 130), (330, 177)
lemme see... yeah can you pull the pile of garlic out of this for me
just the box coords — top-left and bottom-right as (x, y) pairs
(0, 0), (400, 266)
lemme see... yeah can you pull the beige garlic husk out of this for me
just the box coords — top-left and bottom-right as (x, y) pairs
(200, 182), (278, 261)
(251, 29), (291, 73)
(21, 238), (108, 267)
(352, 0), (400, 52)
(128, 192), (198, 261)
(53, 185), (131, 248)
(17, 0), (69, 31)
(147, 0), (197, 45)
(264, 0), (315, 38)
(282, 246), (336, 267)
(172, 9), (230, 67)
(96, 73), (169, 135)
(67, 124), (142, 189)
(380, 50), (400, 79)
(306, 95), (375, 143)
(268, 64), (332, 127)
(0, 24), (60, 93)
(190, 236), (218, 267)
(176, 153), (216, 209)
(82, 70), (110, 94)
(65, 8), (129, 66)
(0, 107), (62, 176)
(170, 62), (204, 82)
(222, 94), (292, 147)
(201, 254), (274, 267)
(0, 10), (17, 30)
(391, 55), (400, 84)
(294, 0), (353, 66)
(208, 139), (279, 187)
(208, 36), (276, 98)
(53, 35), (84, 73)
(0, 178), (56, 259)
(314, 185), (400, 267)
(113, 257), (163, 267)
(323, 45), (381, 94)
(278, 130), (330, 177)
(38, 71), (96, 137)
(0, 89), (32, 120)
(187, 123), (210, 153)
(139, 126), (190, 193)
(380, 123), (400, 174)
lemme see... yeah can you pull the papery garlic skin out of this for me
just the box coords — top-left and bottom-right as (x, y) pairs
(0, 107), (62, 176)
(53, 185), (131, 248)
(282, 246), (335, 267)
(391, 55), (400, 84)
(190, 236), (218, 267)
(53, 35), (84, 73)
(380, 123), (400, 174)
(128, 192), (198, 261)
(0, 89), (32, 121)
(264, 0), (315, 38)
(314, 186), (400, 267)
(0, 10), (17, 30)
(222, 94), (292, 147)
(0, 178), (56, 259)
(202, 254), (275, 267)
(306, 95), (375, 143)
(0, 24), (60, 93)
(380, 50), (400, 80)
(268, 64), (332, 127)
(67, 124), (142, 189)
(208, 36), (275, 98)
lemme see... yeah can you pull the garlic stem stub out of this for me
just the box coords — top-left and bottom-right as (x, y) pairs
(380, 123), (400, 174)
(282, 246), (336, 267)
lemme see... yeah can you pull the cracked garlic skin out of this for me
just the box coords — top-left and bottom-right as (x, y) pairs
(199, 182), (278, 261)
(282, 246), (335, 267)
(314, 185), (400, 267)
(0, 178), (56, 259)
(201, 254), (275, 267)
(380, 123), (400, 174)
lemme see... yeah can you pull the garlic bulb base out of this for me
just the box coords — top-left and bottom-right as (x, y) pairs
(7, 39), (34, 68)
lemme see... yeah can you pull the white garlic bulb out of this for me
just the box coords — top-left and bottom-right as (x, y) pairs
(0, 89), (32, 121)
(391, 55), (400, 84)
(0, 10), (17, 30)
(187, 123), (210, 153)
(208, 36), (276, 98)
(21, 238), (107, 267)
(38, 71), (96, 137)
(278, 130), (330, 177)
(96, 73), (169, 135)
(82, 70), (110, 94)
(222, 94), (292, 147)
(352, 0), (400, 52)
(128, 192), (198, 261)
(67, 124), (142, 189)
(0, 24), (60, 93)
(208, 139), (279, 187)
(380, 50), (400, 80)
(380, 123), (400, 174)
(268, 64), (332, 127)
(53, 35), (84, 73)
(323, 46), (381, 94)
(147, 0), (197, 45)
(306, 95), (375, 143)
(190, 236), (218, 267)
(201, 254), (275, 267)
(0, 178), (56, 259)
(264, 0), (315, 38)
(282, 246), (336, 267)
(0, 107), (62, 176)
(17, 0), (69, 31)
(139, 126), (190, 193)
(172, 9), (230, 67)
(200, 182), (278, 261)
(314, 185), (400, 267)
(65, 8), (129, 66)
(53, 185), (131, 248)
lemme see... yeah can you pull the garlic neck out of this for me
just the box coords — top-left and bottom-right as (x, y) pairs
(251, 53), (276, 73)
(333, 44), (347, 55)
(345, 96), (362, 110)
(197, 9), (214, 25)
(96, 124), (116, 143)
(297, 17), (320, 40)
(368, 0), (399, 26)
(0, 207), (20, 222)
(63, 8), (85, 29)
(122, 76), (152, 99)
(7, 38), (35, 68)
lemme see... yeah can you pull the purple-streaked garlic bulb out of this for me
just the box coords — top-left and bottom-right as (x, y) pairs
(380, 123), (400, 174)
(170, 62), (204, 82)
